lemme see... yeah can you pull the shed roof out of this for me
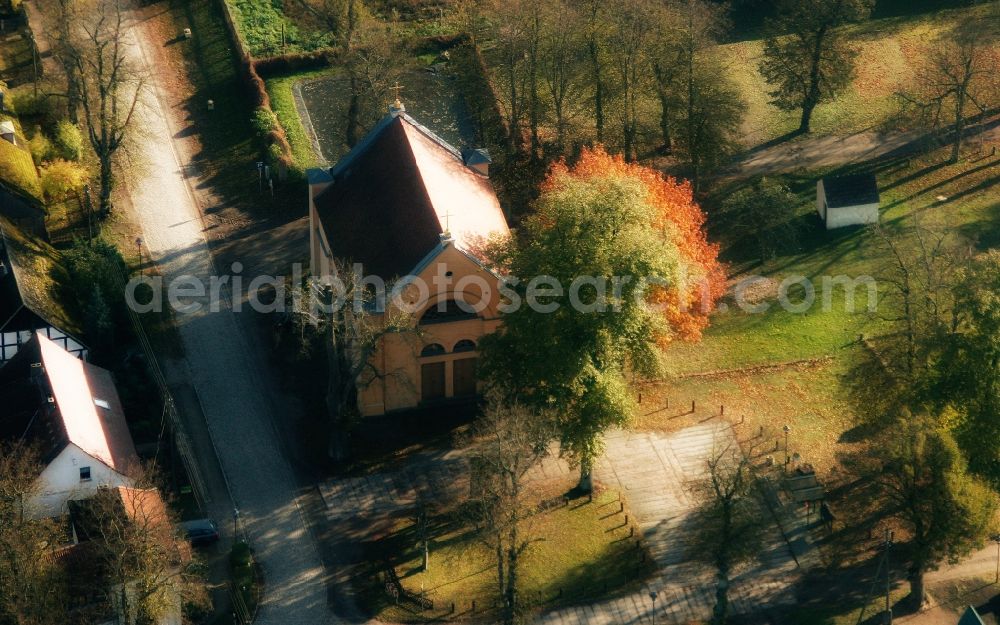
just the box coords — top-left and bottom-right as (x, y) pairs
(958, 606), (985, 625)
(313, 111), (508, 280)
(823, 173), (880, 208)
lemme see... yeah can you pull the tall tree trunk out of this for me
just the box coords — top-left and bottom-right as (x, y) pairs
(907, 566), (925, 610)
(98, 153), (113, 215)
(577, 456), (593, 492)
(653, 63), (673, 154)
(712, 569), (730, 624)
(528, 14), (541, 160)
(588, 39), (604, 143)
(800, 26), (828, 134)
(504, 540), (518, 625)
(950, 83), (967, 164)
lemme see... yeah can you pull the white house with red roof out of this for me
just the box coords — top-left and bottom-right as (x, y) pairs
(307, 102), (510, 416)
(0, 331), (139, 517)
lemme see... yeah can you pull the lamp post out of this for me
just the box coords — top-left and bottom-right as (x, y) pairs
(233, 508), (240, 539)
(993, 535), (1000, 584)
(135, 237), (143, 275)
(649, 590), (658, 624)
(783, 425), (791, 471)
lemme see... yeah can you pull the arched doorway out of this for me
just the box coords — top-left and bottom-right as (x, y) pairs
(420, 343), (446, 401)
(452, 340), (477, 397)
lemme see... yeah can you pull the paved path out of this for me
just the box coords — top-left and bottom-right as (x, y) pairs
(727, 119), (1000, 179)
(120, 10), (332, 625)
(322, 423), (801, 624)
(539, 424), (798, 624)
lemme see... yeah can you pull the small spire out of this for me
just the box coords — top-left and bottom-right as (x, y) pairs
(389, 82), (405, 113)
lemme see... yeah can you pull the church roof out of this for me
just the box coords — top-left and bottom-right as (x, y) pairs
(313, 111), (508, 280)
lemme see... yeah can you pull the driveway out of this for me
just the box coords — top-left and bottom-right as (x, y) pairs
(119, 10), (332, 625)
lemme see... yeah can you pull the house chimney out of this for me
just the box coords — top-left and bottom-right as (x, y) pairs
(461, 147), (491, 177)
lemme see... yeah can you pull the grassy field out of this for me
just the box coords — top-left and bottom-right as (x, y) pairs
(266, 67), (334, 170)
(638, 139), (1000, 477)
(719, 3), (999, 148)
(362, 489), (653, 622)
(224, 0), (333, 57)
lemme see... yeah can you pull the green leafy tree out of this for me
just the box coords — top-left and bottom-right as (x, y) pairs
(759, 0), (873, 134)
(62, 238), (129, 354)
(873, 413), (997, 609)
(479, 148), (723, 491)
(55, 120), (84, 161)
(721, 177), (801, 262)
(936, 251), (1000, 482)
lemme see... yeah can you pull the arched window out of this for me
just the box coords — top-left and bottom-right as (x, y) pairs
(419, 299), (479, 325)
(453, 339), (476, 353)
(420, 343), (446, 357)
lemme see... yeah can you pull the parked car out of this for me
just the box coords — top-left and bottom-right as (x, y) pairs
(180, 519), (220, 546)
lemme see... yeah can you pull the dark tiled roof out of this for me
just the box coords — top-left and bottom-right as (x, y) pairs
(313, 112), (508, 280)
(823, 173), (879, 208)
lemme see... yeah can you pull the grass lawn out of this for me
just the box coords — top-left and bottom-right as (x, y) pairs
(638, 140), (999, 475)
(362, 489), (653, 622)
(717, 3), (999, 148)
(265, 67), (334, 171)
(223, 0), (332, 57)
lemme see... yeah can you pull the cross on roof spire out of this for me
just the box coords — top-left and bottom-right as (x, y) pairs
(441, 210), (453, 233)
(390, 82), (405, 109)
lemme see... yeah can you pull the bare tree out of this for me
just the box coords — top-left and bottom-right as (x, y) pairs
(289, 262), (421, 460)
(688, 438), (768, 624)
(606, 0), (651, 161)
(342, 6), (405, 148)
(66, 0), (146, 215)
(49, 0), (81, 124)
(898, 17), (999, 163)
(584, 0), (608, 143)
(469, 390), (553, 625)
(0, 443), (67, 625)
(538, 0), (586, 155)
(846, 221), (968, 429)
(79, 482), (200, 625)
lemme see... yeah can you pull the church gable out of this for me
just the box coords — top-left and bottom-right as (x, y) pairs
(311, 110), (509, 281)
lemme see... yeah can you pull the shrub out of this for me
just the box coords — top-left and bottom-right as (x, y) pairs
(251, 106), (278, 135)
(41, 159), (87, 199)
(266, 141), (283, 165)
(9, 90), (48, 117)
(55, 120), (84, 161)
(28, 129), (55, 164)
(0, 136), (42, 201)
(62, 239), (129, 348)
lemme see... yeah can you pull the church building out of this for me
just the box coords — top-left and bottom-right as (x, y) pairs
(307, 102), (510, 416)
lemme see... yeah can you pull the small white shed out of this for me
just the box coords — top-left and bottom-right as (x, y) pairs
(816, 173), (880, 230)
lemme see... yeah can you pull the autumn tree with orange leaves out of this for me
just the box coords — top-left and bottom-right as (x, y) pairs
(479, 148), (724, 491)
